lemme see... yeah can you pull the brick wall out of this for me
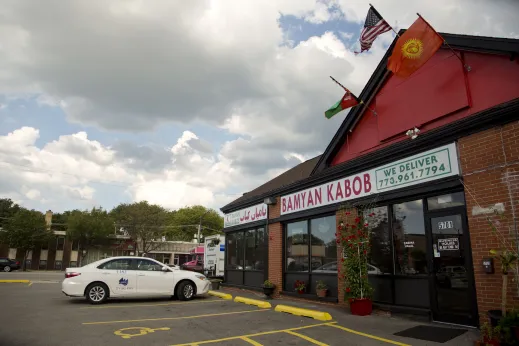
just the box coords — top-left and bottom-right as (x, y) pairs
(459, 120), (519, 325)
(268, 197), (283, 297)
(269, 197), (281, 219)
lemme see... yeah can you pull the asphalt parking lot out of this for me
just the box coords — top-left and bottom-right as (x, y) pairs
(0, 282), (478, 346)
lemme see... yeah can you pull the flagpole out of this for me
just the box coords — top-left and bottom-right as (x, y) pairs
(329, 76), (377, 116)
(417, 13), (471, 71)
(369, 4), (400, 37)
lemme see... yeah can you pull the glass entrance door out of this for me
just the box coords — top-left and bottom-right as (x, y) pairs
(427, 210), (476, 326)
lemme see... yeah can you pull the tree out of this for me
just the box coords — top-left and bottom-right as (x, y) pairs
(111, 201), (169, 254)
(169, 205), (223, 242)
(66, 207), (114, 266)
(1, 208), (51, 271)
(0, 198), (20, 229)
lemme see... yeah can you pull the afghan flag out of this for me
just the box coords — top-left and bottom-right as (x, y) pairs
(325, 90), (359, 119)
(387, 16), (443, 78)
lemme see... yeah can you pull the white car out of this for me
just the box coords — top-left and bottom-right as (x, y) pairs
(62, 256), (210, 304)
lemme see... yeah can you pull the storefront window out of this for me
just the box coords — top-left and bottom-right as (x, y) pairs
(364, 206), (392, 275)
(245, 228), (265, 270)
(393, 200), (427, 276)
(57, 237), (65, 251)
(286, 221), (309, 272)
(427, 192), (465, 210)
(310, 216), (336, 273)
(226, 232), (245, 270)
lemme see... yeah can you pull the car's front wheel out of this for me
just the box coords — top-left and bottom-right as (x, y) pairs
(176, 281), (195, 301)
(3, 265), (11, 272)
(86, 283), (109, 305)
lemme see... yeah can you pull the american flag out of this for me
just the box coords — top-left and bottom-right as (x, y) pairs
(356, 7), (392, 54)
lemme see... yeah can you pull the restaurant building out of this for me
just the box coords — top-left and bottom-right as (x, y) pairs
(220, 32), (519, 327)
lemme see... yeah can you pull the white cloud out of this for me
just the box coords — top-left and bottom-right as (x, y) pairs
(0, 1), (517, 213)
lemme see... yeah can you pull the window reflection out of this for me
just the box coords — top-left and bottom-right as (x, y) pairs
(393, 200), (427, 276)
(310, 216), (337, 273)
(286, 221), (309, 272)
(226, 232), (244, 270)
(245, 228), (265, 270)
(363, 207), (392, 275)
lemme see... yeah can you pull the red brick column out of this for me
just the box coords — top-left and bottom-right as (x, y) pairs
(336, 207), (359, 306)
(268, 198), (283, 297)
(458, 121), (519, 325)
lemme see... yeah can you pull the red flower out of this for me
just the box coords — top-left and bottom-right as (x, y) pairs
(340, 258), (345, 262)
(364, 223), (369, 227)
(369, 213), (375, 217)
(337, 225), (343, 230)
(346, 287), (351, 292)
(336, 240), (340, 244)
(363, 250), (367, 254)
(345, 211), (351, 215)
(354, 217), (361, 223)
(351, 225), (356, 229)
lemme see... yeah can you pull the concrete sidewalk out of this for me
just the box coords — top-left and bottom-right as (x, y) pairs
(219, 286), (480, 345)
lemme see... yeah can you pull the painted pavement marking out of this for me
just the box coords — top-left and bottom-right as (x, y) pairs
(83, 308), (269, 325)
(80, 298), (225, 309)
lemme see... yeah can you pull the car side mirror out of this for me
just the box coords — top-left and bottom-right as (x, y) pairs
(162, 266), (169, 272)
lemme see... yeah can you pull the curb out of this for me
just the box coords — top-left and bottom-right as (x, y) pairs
(208, 290), (233, 300)
(274, 304), (333, 321)
(0, 280), (31, 284)
(234, 296), (272, 309)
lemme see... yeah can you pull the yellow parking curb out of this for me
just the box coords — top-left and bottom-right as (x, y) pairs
(274, 304), (333, 321)
(234, 296), (271, 309)
(0, 280), (31, 284)
(208, 290), (232, 300)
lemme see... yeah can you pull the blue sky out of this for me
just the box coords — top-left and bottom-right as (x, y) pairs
(0, 1), (517, 214)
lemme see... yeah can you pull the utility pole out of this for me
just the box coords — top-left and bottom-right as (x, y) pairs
(197, 210), (211, 244)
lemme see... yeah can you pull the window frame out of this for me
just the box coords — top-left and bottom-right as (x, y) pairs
(284, 213), (338, 275)
(97, 258), (134, 271)
(226, 227), (266, 272)
(135, 258), (165, 272)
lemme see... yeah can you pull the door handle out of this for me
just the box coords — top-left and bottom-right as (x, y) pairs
(102, 272), (110, 275)
(138, 274), (145, 276)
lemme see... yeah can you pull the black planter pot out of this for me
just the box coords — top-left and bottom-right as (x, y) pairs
(262, 286), (275, 299)
(488, 309), (503, 328)
(210, 281), (221, 290)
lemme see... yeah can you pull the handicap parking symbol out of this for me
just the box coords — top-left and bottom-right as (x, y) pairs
(114, 326), (170, 339)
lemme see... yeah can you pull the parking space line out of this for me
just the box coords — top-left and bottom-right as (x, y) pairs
(240, 337), (263, 345)
(169, 322), (338, 346)
(285, 330), (329, 346)
(326, 324), (411, 346)
(82, 308), (269, 325)
(80, 299), (225, 309)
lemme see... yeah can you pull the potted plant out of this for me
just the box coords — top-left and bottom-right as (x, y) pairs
(337, 207), (374, 316)
(486, 213), (519, 327)
(294, 280), (306, 294)
(209, 279), (222, 290)
(488, 248), (518, 326)
(316, 280), (328, 298)
(498, 309), (519, 344)
(262, 280), (275, 299)
(476, 322), (501, 346)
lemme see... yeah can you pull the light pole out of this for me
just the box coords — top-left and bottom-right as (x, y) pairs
(197, 209), (211, 244)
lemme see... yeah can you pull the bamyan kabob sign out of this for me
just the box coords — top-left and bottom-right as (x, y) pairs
(224, 203), (267, 228)
(280, 143), (459, 215)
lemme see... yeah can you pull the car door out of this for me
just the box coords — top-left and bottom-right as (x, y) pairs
(97, 258), (137, 296)
(135, 259), (175, 296)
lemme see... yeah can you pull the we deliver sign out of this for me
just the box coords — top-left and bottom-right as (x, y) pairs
(281, 143), (459, 215)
